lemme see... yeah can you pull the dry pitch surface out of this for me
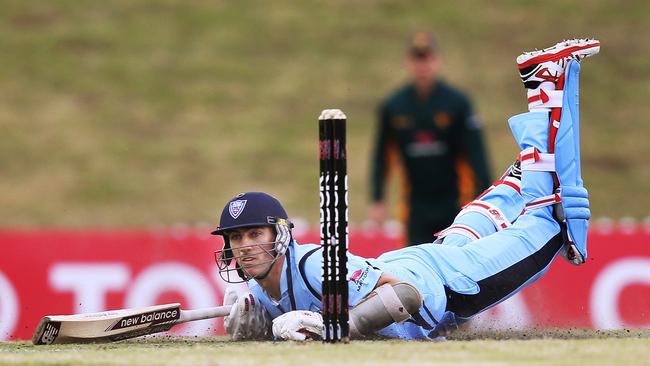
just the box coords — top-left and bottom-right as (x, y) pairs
(2, 330), (650, 366)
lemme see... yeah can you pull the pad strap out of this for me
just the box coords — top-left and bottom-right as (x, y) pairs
(525, 192), (561, 211)
(435, 224), (481, 241)
(375, 284), (410, 323)
(527, 89), (564, 109)
(520, 147), (555, 172)
(499, 176), (522, 194)
(456, 201), (512, 230)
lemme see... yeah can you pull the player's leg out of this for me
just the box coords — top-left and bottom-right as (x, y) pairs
(518, 39), (599, 264)
(426, 111), (562, 338)
(435, 39), (598, 256)
(425, 110), (562, 305)
(425, 39), (599, 337)
(436, 39), (600, 254)
(434, 160), (523, 247)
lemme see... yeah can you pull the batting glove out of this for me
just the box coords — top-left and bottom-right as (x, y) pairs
(223, 287), (272, 340)
(272, 311), (322, 341)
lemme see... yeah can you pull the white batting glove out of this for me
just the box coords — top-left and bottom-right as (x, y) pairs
(272, 311), (323, 341)
(223, 287), (272, 340)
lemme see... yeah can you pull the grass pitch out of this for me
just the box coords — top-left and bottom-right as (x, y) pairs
(2, 330), (649, 366)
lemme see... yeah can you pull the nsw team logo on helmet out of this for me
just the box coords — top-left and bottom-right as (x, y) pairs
(228, 200), (247, 219)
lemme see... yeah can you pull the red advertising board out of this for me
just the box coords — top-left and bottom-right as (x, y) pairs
(1, 226), (649, 340)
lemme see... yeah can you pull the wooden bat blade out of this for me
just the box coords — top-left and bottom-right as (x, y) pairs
(32, 303), (182, 345)
(32, 303), (233, 345)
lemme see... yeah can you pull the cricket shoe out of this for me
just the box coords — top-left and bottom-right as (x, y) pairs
(517, 38), (600, 90)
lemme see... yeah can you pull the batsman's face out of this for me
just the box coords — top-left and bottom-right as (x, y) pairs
(228, 226), (276, 277)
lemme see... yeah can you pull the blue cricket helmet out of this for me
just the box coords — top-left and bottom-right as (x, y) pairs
(212, 192), (294, 283)
(211, 192), (290, 235)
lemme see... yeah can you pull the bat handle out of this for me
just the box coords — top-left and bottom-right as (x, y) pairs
(177, 305), (233, 324)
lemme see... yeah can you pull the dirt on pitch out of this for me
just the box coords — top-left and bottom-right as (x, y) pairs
(2, 330), (649, 366)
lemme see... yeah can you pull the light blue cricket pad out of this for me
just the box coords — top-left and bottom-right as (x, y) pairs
(561, 186), (591, 220)
(508, 111), (550, 153)
(556, 60), (590, 261)
(508, 112), (556, 208)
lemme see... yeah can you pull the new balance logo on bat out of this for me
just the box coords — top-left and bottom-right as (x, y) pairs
(107, 308), (180, 331)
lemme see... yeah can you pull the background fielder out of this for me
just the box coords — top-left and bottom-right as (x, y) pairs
(213, 39), (599, 341)
(369, 31), (492, 245)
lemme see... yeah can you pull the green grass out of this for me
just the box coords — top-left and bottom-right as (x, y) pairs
(1, 0), (649, 227)
(2, 331), (650, 366)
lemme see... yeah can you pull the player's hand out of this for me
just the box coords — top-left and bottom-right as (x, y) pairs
(272, 311), (322, 341)
(223, 287), (272, 340)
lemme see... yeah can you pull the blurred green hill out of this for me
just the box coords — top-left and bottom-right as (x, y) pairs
(1, 0), (649, 227)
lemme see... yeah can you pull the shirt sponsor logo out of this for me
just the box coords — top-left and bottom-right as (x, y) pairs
(406, 130), (447, 157)
(350, 269), (363, 282)
(350, 266), (370, 292)
(229, 200), (247, 219)
(406, 141), (447, 157)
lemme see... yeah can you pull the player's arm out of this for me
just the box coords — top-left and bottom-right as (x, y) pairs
(272, 258), (422, 341)
(375, 272), (400, 287)
(348, 278), (422, 338)
(271, 279), (422, 341)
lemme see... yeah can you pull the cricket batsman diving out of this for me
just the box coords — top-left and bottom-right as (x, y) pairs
(212, 39), (600, 341)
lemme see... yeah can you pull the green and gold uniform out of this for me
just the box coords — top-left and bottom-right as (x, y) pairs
(371, 80), (492, 245)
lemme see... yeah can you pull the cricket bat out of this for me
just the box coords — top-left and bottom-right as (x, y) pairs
(32, 303), (232, 345)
